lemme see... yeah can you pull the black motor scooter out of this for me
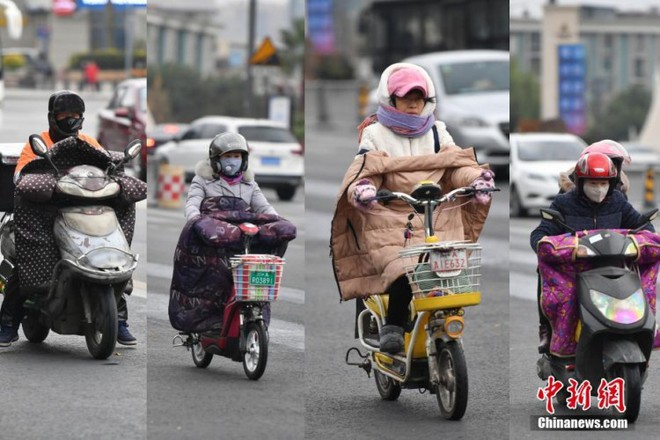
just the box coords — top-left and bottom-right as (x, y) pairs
(536, 208), (658, 423)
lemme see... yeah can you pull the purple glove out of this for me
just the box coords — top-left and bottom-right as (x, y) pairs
(351, 179), (377, 211)
(471, 170), (495, 205)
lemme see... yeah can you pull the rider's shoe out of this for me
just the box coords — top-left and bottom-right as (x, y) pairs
(379, 325), (404, 354)
(117, 320), (137, 346)
(538, 324), (550, 354)
(0, 324), (19, 347)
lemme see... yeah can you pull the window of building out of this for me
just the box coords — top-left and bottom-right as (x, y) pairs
(635, 34), (645, 52)
(157, 26), (166, 65)
(196, 33), (204, 72)
(602, 34), (613, 50)
(634, 58), (646, 78)
(530, 32), (540, 52)
(177, 29), (186, 65)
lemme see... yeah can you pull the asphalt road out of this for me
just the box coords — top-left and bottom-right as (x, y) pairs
(510, 213), (660, 439)
(0, 89), (148, 439)
(304, 118), (510, 439)
(146, 185), (305, 439)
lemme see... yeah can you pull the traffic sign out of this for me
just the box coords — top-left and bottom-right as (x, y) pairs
(250, 37), (280, 66)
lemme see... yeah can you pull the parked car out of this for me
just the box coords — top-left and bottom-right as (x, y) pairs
(154, 116), (304, 201)
(510, 132), (587, 217)
(367, 50), (510, 176)
(97, 78), (148, 180)
(620, 142), (660, 173)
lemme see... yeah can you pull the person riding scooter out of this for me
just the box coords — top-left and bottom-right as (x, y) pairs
(558, 139), (631, 195)
(344, 62), (494, 354)
(0, 90), (139, 347)
(531, 152), (655, 353)
(170, 133), (295, 333)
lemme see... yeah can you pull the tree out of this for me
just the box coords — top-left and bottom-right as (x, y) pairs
(510, 57), (540, 131)
(584, 85), (651, 143)
(279, 18), (305, 76)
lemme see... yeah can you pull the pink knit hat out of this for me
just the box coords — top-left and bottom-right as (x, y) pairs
(387, 68), (428, 98)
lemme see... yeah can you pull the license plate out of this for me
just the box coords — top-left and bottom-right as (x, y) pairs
(429, 249), (468, 273)
(261, 156), (280, 166)
(249, 270), (275, 286)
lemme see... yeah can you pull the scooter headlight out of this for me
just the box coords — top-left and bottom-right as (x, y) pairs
(576, 245), (596, 258)
(589, 288), (645, 324)
(624, 241), (638, 257)
(444, 316), (464, 338)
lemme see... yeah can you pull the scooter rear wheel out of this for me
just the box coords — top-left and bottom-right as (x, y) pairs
(242, 322), (268, 380)
(374, 370), (402, 401)
(191, 334), (213, 368)
(22, 313), (49, 343)
(435, 340), (468, 420)
(84, 285), (117, 360)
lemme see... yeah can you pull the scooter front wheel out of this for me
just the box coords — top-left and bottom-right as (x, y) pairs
(242, 322), (268, 380)
(611, 364), (642, 423)
(374, 370), (402, 401)
(191, 334), (213, 368)
(435, 340), (468, 420)
(84, 285), (117, 360)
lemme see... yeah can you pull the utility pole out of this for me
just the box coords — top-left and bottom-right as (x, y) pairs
(245, 0), (256, 116)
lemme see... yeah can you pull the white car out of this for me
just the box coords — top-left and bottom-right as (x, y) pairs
(620, 142), (660, 173)
(368, 50), (510, 175)
(510, 133), (587, 217)
(154, 116), (304, 201)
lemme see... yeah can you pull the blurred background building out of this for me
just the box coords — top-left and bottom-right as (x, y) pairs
(511, 5), (660, 113)
(146, 0), (304, 136)
(0, 0), (146, 89)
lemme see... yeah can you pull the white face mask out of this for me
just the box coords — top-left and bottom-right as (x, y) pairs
(583, 181), (609, 203)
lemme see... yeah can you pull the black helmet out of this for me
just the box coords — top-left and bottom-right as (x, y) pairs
(209, 132), (249, 175)
(48, 90), (85, 139)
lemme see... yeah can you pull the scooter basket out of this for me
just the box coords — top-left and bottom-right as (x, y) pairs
(230, 254), (285, 302)
(399, 241), (482, 299)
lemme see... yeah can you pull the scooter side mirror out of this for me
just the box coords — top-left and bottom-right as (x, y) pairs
(29, 134), (49, 158)
(631, 208), (658, 233)
(540, 208), (575, 233)
(540, 208), (564, 223)
(644, 209), (658, 223)
(124, 139), (142, 161)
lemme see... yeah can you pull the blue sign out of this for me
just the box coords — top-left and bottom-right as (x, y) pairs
(558, 44), (586, 135)
(77, 0), (146, 8)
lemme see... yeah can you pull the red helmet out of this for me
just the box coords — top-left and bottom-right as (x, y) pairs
(575, 152), (617, 179)
(575, 152), (617, 197)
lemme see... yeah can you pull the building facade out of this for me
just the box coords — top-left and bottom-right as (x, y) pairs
(511, 6), (660, 110)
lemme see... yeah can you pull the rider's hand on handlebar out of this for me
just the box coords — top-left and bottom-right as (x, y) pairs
(471, 170), (495, 205)
(351, 180), (378, 211)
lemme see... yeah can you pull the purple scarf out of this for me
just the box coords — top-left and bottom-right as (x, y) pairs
(220, 173), (243, 185)
(376, 105), (435, 137)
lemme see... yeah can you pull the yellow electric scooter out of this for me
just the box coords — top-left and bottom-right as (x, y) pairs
(346, 182), (497, 420)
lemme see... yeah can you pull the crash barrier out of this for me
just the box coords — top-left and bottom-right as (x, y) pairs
(157, 164), (185, 209)
(643, 165), (657, 210)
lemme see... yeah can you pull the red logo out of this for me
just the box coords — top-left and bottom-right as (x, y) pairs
(538, 376), (626, 414)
